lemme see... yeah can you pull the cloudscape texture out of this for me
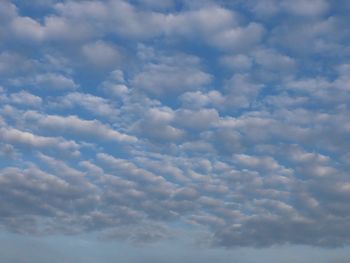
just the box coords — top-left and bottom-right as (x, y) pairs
(1, 0), (350, 261)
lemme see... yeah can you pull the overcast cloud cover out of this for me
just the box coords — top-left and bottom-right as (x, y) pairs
(1, 0), (350, 262)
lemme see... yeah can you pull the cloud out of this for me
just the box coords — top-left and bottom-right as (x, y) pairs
(132, 53), (211, 96)
(0, 52), (37, 77)
(23, 112), (137, 143)
(0, 1), (17, 23)
(250, 0), (329, 17)
(131, 107), (184, 142)
(9, 91), (42, 107)
(81, 41), (122, 69)
(50, 92), (119, 118)
(174, 108), (220, 131)
(223, 73), (263, 108)
(34, 73), (78, 90)
(2, 0), (350, 251)
(210, 22), (265, 51)
(10, 16), (44, 42)
(0, 126), (80, 155)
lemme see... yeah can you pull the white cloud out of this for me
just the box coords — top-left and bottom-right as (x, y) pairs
(24, 112), (137, 143)
(0, 126), (80, 154)
(9, 91), (42, 107)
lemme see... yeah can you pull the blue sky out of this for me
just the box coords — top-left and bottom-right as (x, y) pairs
(1, 0), (350, 262)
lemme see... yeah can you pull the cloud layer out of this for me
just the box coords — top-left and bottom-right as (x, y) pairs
(1, 0), (350, 248)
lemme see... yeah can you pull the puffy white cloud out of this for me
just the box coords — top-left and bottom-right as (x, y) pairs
(9, 91), (42, 107)
(0, 126), (80, 155)
(24, 112), (137, 143)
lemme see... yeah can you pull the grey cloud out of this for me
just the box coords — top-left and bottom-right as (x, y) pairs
(34, 73), (78, 90)
(210, 22), (265, 51)
(0, 52), (37, 77)
(253, 48), (296, 72)
(132, 53), (211, 96)
(0, 143), (18, 159)
(81, 40), (122, 69)
(281, 0), (329, 16)
(269, 16), (345, 55)
(223, 73), (263, 109)
(131, 107), (184, 142)
(97, 153), (169, 185)
(219, 54), (253, 71)
(0, 164), (101, 235)
(250, 0), (329, 17)
(10, 16), (45, 42)
(0, 1), (17, 23)
(174, 108), (220, 131)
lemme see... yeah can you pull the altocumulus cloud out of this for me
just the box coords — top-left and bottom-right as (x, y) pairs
(1, 0), (350, 250)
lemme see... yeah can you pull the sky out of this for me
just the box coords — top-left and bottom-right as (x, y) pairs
(1, 0), (350, 262)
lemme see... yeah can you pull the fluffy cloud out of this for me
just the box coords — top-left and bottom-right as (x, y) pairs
(23, 112), (137, 143)
(0, 126), (80, 155)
